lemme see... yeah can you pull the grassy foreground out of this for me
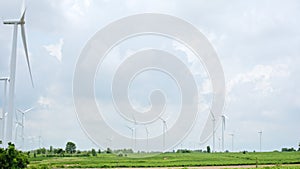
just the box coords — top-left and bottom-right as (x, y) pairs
(28, 151), (300, 168)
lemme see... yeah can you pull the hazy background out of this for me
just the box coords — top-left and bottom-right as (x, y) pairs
(0, 0), (299, 152)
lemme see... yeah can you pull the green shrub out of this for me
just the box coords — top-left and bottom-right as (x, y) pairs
(0, 142), (29, 168)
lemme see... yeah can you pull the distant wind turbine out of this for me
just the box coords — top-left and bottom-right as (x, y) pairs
(132, 114), (138, 149)
(210, 110), (216, 152)
(3, 1), (34, 143)
(258, 130), (262, 152)
(14, 114), (23, 145)
(144, 125), (149, 152)
(106, 136), (113, 148)
(221, 114), (228, 152)
(38, 135), (42, 148)
(0, 77), (9, 145)
(16, 107), (34, 148)
(218, 137), (221, 150)
(229, 133), (234, 152)
(126, 126), (135, 150)
(159, 117), (168, 150)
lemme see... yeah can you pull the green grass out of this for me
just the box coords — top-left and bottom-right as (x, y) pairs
(28, 151), (300, 168)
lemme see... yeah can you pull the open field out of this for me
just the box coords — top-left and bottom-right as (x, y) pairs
(28, 151), (300, 168)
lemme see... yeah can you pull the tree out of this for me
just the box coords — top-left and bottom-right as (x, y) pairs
(49, 146), (53, 153)
(206, 146), (211, 153)
(106, 147), (112, 154)
(65, 141), (76, 154)
(0, 142), (29, 168)
(282, 147), (296, 152)
(57, 148), (64, 156)
(91, 149), (97, 156)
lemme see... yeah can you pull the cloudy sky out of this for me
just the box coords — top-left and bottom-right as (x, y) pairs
(0, 0), (299, 152)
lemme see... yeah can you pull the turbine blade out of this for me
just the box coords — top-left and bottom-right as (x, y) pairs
(17, 109), (24, 113)
(15, 113), (19, 122)
(210, 110), (215, 120)
(21, 0), (26, 15)
(24, 107), (34, 113)
(223, 117), (226, 130)
(21, 24), (34, 87)
(126, 125), (133, 131)
(20, 8), (26, 22)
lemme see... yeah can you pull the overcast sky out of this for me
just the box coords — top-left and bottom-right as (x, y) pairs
(0, 0), (299, 152)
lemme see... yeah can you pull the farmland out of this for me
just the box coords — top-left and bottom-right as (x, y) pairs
(28, 151), (300, 168)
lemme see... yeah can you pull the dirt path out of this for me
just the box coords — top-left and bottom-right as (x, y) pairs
(114, 164), (300, 169)
(68, 164), (300, 169)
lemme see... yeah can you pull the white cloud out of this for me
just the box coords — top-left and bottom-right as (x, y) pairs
(200, 79), (212, 94)
(63, 0), (92, 18)
(227, 64), (290, 95)
(172, 41), (196, 64)
(37, 96), (53, 108)
(172, 40), (207, 77)
(43, 38), (64, 62)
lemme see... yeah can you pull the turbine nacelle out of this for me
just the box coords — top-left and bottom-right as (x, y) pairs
(0, 77), (10, 81)
(3, 9), (26, 25)
(3, 20), (25, 25)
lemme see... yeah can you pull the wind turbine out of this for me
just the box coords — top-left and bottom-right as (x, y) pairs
(229, 133), (234, 152)
(221, 114), (228, 152)
(159, 117), (168, 150)
(38, 135), (42, 148)
(0, 77), (9, 145)
(3, 2), (34, 143)
(258, 130), (262, 152)
(144, 125), (149, 152)
(14, 113), (23, 145)
(132, 115), (138, 150)
(16, 107), (34, 148)
(218, 137), (221, 150)
(126, 126), (135, 150)
(210, 110), (216, 152)
(106, 137), (113, 149)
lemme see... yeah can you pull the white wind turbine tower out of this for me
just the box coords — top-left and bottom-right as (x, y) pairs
(0, 77), (9, 145)
(144, 125), (149, 152)
(106, 136), (113, 149)
(258, 130), (262, 152)
(15, 107), (34, 148)
(3, 1), (34, 144)
(210, 110), (216, 152)
(218, 137), (221, 150)
(132, 115), (138, 150)
(221, 114), (228, 152)
(159, 117), (168, 150)
(14, 113), (23, 145)
(126, 126), (135, 150)
(229, 133), (234, 152)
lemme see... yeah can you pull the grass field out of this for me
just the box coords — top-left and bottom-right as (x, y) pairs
(27, 151), (300, 168)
